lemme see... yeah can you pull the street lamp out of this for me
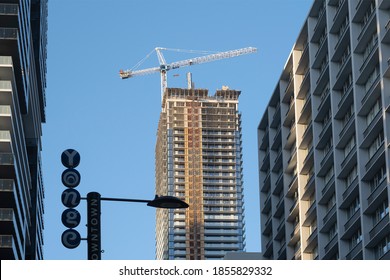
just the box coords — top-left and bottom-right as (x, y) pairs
(99, 194), (189, 209)
(86, 192), (188, 260)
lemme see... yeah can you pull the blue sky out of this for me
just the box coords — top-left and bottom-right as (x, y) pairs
(43, 0), (313, 259)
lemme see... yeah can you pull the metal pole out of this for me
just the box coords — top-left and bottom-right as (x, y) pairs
(87, 192), (101, 260)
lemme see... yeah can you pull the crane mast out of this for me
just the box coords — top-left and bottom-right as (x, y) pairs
(119, 47), (257, 100)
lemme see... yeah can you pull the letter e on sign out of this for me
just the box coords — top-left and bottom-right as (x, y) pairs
(61, 229), (81, 249)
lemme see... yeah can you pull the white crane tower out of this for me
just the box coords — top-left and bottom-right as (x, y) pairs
(119, 47), (257, 100)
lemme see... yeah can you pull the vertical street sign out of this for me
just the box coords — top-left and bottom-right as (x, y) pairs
(87, 192), (101, 260)
(61, 149), (81, 250)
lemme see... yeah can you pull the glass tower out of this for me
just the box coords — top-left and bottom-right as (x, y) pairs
(0, 0), (48, 259)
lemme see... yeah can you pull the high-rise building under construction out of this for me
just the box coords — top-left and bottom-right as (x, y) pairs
(155, 87), (245, 260)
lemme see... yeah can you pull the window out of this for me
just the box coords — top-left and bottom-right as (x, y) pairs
(375, 234), (390, 259)
(309, 219), (317, 235)
(346, 165), (358, 186)
(365, 65), (380, 93)
(342, 73), (353, 94)
(363, 34), (378, 63)
(323, 137), (333, 157)
(327, 193), (336, 211)
(370, 165), (386, 190)
(324, 166), (334, 185)
(344, 135), (356, 158)
(322, 108), (331, 126)
(347, 196), (360, 219)
(340, 45), (350, 66)
(328, 223), (337, 241)
(368, 131), (384, 159)
(338, 16), (349, 38)
(350, 229), (362, 249)
(373, 200), (389, 225)
(312, 246), (318, 259)
(366, 98), (381, 125)
(342, 104), (354, 128)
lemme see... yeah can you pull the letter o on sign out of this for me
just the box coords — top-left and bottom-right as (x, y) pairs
(61, 229), (81, 249)
(61, 168), (81, 188)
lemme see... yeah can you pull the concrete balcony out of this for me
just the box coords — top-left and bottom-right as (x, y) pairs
(304, 201), (317, 226)
(298, 95), (312, 124)
(286, 174), (298, 198)
(0, 235), (17, 260)
(274, 196), (284, 218)
(277, 242), (286, 259)
(365, 178), (388, 214)
(356, 47), (379, 86)
(289, 223), (300, 246)
(262, 194), (272, 214)
(362, 111), (382, 145)
(322, 204), (337, 232)
(331, 0), (348, 32)
(323, 234), (338, 259)
(365, 143), (385, 173)
(263, 238), (273, 258)
(379, 0), (390, 10)
(316, 122), (332, 151)
(335, 85), (353, 119)
(318, 149), (334, 177)
(337, 116), (355, 150)
(0, 153), (15, 178)
(338, 146), (357, 179)
(359, 75), (381, 116)
(286, 148), (297, 174)
(354, 4), (376, 50)
(302, 173), (315, 200)
(301, 147), (314, 175)
(296, 44), (309, 75)
(346, 241), (363, 260)
(262, 215), (273, 236)
(274, 219), (285, 241)
(340, 177), (359, 209)
(272, 149), (283, 172)
(319, 176), (335, 205)
(366, 215), (390, 248)
(305, 228), (318, 253)
(297, 70), (310, 99)
(383, 19), (390, 43)
(342, 209), (361, 239)
(287, 199), (299, 222)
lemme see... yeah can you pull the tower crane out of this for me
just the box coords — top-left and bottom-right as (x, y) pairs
(119, 47), (257, 100)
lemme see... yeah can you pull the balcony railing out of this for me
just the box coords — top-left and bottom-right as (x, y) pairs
(323, 204), (336, 225)
(322, 175), (335, 196)
(369, 215), (389, 240)
(357, 6), (376, 41)
(363, 109), (382, 138)
(342, 177), (358, 201)
(344, 208), (360, 232)
(346, 241), (362, 260)
(0, 179), (14, 191)
(324, 234), (338, 253)
(0, 153), (13, 165)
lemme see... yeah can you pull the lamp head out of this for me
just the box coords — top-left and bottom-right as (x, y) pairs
(147, 195), (189, 209)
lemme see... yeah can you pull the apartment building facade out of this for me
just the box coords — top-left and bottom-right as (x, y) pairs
(155, 87), (245, 259)
(258, 0), (390, 260)
(0, 0), (48, 259)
